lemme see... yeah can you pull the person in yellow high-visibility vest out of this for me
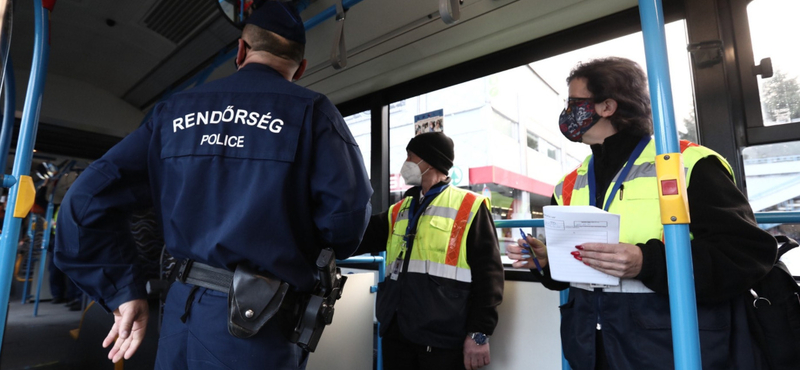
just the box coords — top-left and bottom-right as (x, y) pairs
(358, 132), (504, 370)
(506, 57), (776, 370)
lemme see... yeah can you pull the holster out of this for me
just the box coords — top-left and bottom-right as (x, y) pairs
(227, 264), (291, 338)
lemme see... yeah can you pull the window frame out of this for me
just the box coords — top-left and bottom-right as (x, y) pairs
(730, 0), (800, 145)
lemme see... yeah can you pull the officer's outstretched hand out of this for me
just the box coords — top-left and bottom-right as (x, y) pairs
(103, 298), (149, 363)
(463, 336), (490, 370)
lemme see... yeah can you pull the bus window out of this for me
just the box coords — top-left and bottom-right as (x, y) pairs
(386, 19), (695, 247)
(344, 110), (372, 178)
(530, 20), (698, 143)
(742, 140), (800, 272)
(748, 0), (800, 126)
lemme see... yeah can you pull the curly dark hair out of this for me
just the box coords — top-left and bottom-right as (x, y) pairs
(567, 57), (653, 137)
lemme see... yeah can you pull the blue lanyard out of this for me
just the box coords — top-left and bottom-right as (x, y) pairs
(587, 136), (650, 211)
(404, 183), (449, 247)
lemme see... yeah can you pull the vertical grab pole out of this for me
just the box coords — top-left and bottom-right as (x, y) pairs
(376, 251), (385, 370)
(0, 58), (14, 165)
(20, 214), (35, 303)
(0, 0), (53, 349)
(33, 191), (54, 316)
(638, 1), (701, 369)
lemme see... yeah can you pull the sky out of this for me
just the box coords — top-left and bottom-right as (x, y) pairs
(748, 0), (800, 80)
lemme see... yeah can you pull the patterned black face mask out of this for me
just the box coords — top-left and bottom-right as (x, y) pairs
(559, 98), (602, 142)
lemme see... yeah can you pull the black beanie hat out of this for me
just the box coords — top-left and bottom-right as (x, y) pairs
(406, 132), (455, 175)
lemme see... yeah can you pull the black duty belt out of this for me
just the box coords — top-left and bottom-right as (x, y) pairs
(176, 260), (233, 293)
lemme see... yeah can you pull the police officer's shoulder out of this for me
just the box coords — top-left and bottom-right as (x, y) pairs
(314, 95), (357, 146)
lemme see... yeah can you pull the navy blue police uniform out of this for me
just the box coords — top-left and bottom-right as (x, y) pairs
(54, 4), (373, 368)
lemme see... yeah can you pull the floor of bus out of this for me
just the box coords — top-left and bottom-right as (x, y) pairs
(1, 287), (82, 370)
(0, 280), (380, 370)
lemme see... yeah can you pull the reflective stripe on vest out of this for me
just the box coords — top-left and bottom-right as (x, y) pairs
(389, 199), (404, 231)
(553, 139), (733, 244)
(406, 260), (472, 283)
(385, 187), (486, 282)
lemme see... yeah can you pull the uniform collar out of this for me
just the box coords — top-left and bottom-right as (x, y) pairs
(238, 63), (285, 78)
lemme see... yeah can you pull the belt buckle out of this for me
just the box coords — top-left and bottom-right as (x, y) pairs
(588, 283), (611, 291)
(176, 259), (194, 283)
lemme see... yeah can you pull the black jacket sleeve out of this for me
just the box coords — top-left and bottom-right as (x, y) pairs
(635, 156), (776, 304)
(465, 203), (505, 335)
(355, 212), (390, 255)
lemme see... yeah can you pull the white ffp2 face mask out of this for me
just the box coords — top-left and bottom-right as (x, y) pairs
(400, 160), (426, 186)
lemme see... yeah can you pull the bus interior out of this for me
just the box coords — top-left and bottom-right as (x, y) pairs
(0, 0), (799, 369)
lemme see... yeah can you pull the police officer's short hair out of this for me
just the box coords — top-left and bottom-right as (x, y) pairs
(243, 24), (305, 64)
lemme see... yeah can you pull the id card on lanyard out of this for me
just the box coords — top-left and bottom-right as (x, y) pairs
(390, 184), (449, 280)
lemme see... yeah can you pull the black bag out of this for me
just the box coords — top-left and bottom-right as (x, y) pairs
(745, 235), (800, 370)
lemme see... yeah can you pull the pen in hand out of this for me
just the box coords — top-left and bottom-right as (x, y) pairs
(519, 228), (544, 276)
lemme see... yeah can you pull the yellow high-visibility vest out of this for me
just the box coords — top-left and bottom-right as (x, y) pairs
(385, 185), (489, 282)
(554, 139), (732, 244)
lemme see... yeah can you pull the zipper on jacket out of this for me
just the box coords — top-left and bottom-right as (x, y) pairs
(595, 290), (602, 330)
(619, 184), (624, 201)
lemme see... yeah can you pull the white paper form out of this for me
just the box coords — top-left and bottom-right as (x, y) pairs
(543, 206), (621, 285)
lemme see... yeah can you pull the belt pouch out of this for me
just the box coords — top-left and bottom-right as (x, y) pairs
(227, 264), (290, 338)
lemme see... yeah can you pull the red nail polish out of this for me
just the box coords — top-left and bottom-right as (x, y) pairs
(575, 245), (584, 250)
(574, 255), (583, 261)
(570, 251), (580, 256)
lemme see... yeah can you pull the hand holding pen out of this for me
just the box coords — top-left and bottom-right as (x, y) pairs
(505, 230), (548, 274)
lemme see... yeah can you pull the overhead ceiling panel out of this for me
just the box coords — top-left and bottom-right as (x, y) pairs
(123, 11), (240, 108)
(143, 0), (219, 44)
(297, 0), (637, 104)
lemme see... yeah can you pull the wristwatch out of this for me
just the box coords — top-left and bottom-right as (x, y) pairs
(469, 332), (489, 345)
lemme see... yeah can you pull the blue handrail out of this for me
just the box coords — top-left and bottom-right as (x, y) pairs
(0, 57), (14, 165)
(753, 211), (800, 224)
(0, 0), (52, 350)
(494, 219), (544, 228)
(495, 213), (800, 229)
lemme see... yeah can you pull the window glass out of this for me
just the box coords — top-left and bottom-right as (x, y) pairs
(343, 110), (371, 178)
(742, 141), (800, 273)
(387, 20), (694, 251)
(748, 0), (800, 126)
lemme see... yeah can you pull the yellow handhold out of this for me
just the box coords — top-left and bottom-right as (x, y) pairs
(13, 175), (36, 218)
(655, 153), (691, 225)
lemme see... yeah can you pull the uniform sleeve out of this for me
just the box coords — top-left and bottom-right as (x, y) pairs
(355, 212), (390, 255)
(54, 119), (155, 312)
(465, 202), (504, 335)
(636, 156), (777, 304)
(309, 97), (373, 259)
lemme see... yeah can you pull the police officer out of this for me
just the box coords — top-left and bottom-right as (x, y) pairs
(54, 2), (372, 369)
(358, 132), (504, 370)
